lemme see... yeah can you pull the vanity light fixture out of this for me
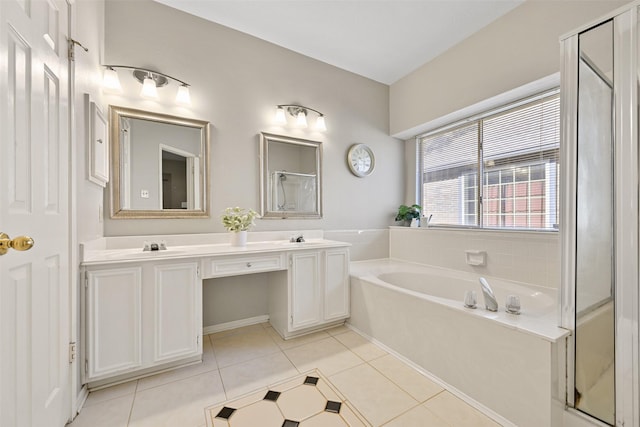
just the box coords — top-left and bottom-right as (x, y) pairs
(102, 65), (191, 105)
(140, 73), (159, 98)
(274, 104), (327, 131)
(102, 66), (121, 90)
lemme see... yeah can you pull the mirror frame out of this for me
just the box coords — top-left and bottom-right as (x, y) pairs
(109, 105), (210, 219)
(259, 132), (323, 219)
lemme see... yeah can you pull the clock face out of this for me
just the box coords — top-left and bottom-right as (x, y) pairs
(347, 144), (375, 177)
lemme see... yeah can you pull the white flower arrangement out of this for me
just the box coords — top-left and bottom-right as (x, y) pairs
(221, 207), (260, 232)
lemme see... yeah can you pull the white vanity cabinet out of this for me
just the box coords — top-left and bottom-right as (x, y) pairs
(83, 260), (201, 384)
(269, 247), (350, 339)
(80, 237), (350, 385)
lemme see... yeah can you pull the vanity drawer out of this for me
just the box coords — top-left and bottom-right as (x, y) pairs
(203, 253), (286, 278)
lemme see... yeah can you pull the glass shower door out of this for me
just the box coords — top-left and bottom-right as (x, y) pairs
(574, 20), (615, 426)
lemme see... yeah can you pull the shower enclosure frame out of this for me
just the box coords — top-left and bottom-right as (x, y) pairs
(560, 3), (640, 426)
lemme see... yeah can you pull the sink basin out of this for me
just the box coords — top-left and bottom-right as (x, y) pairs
(275, 240), (312, 246)
(100, 249), (187, 259)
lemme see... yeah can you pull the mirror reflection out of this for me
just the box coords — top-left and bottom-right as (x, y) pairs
(260, 132), (322, 219)
(110, 106), (210, 218)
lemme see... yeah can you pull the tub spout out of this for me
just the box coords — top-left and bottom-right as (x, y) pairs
(479, 277), (498, 312)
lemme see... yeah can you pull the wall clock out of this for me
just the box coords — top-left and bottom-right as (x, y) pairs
(347, 143), (375, 177)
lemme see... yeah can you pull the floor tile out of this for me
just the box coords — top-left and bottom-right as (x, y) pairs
(423, 391), (501, 427)
(329, 363), (418, 426)
(227, 400), (283, 427)
(333, 331), (387, 361)
(382, 405), (449, 427)
(72, 326), (504, 427)
(67, 394), (134, 427)
(219, 351), (298, 399)
(339, 402), (370, 427)
(303, 411), (349, 427)
(370, 355), (443, 402)
(212, 327), (281, 368)
(128, 370), (226, 427)
(264, 325), (330, 350)
(207, 371), (370, 427)
(277, 383), (327, 421)
(83, 380), (137, 407)
(284, 337), (363, 376)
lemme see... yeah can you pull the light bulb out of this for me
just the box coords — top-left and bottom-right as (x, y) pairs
(103, 67), (121, 90)
(140, 76), (158, 98)
(175, 85), (191, 105)
(315, 115), (326, 131)
(274, 106), (287, 124)
(296, 110), (307, 128)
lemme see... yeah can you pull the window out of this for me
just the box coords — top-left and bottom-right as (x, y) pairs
(419, 91), (559, 230)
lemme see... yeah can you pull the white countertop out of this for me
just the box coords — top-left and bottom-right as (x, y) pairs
(81, 239), (350, 266)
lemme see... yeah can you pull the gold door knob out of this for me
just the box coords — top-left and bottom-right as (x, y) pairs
(0, 232), (35, 256)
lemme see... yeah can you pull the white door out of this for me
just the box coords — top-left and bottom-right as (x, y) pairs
(0, 0), (71, 426)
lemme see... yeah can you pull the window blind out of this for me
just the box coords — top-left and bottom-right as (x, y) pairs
(420, 91), (560, 230)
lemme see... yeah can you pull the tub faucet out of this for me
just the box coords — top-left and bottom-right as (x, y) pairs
(479, 277), (498, 312)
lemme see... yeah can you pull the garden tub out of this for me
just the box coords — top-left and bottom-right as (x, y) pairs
(348, 259), (569, 427)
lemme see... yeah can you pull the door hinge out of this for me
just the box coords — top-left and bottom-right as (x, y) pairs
(84, 271), (88, 288)
(197, 335), (200, 345)
(84, 360), (88, 374)
(196, 266), (200, 278)
(67, 38), (88, 61)
(68, 342), (77, 364)
(290, 315), (293, 325)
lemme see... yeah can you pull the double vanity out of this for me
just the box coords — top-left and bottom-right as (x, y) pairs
(80, 233), (350, 388)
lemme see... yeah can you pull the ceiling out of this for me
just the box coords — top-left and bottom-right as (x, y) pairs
(154, 0), (524, 85)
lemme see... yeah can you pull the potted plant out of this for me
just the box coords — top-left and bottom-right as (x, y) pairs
(221, 207), (260, 246)
(395, 204), (422, 226)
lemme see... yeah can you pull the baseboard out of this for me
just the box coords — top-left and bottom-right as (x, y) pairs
(345, 323), (516, 427)
(71, 385), (89, 421)
(203, 315), (270, 335)
(563, 407), (611, 427)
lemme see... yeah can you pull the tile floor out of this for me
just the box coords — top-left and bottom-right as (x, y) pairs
(67, 323), (501, 427)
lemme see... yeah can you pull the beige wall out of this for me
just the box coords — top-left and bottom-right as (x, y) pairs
(390, 0), (628, 137)
(100, 0), (401, 330)
(75, 0), (107, 244)
(103, 0), (403, 237)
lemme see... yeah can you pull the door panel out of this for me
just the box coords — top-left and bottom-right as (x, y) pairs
(324, 249), (349, 322)
(87, 268), (143, 379)
(153, 263), (200, 362)
(290, 252), (321, 330)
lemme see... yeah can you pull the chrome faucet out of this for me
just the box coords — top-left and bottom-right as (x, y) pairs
(479, 277), (498, 312)
(290, 234), (305, 243)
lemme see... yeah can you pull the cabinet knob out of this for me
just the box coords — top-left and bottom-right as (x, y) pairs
(246, 262), (252, 268)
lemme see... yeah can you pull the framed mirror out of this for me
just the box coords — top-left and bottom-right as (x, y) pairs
(259, 132), (322, 219)
(109, 105), (210, 219)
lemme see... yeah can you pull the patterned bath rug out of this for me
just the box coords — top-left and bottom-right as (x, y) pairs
(206, 369), (371, 427)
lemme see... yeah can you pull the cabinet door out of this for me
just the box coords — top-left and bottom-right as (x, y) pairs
(290, 252), (321, 330)
(86, 267), (142, 380)
(153, 262), (201, 363)
(324, 248), (350, 322)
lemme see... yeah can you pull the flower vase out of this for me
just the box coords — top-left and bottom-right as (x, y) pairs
(230, 230), (248, 247)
